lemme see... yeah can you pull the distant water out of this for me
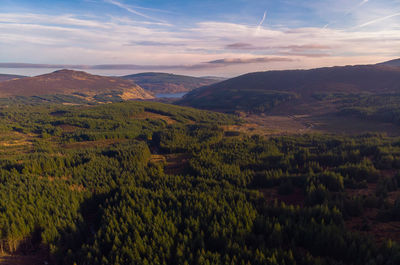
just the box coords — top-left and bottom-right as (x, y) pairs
(155, 92), (187, 98)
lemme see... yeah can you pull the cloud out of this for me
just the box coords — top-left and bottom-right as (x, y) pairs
(225, 43), (331, 56)
(225, 43), (267, 50)
(1, 10), (399, 76)
(0, 13), (112, 29)
(207, 57), (293, 65)
(129, 41), (185, 47)
(281, 52), (331, 58)
(285, 44), (331, 51)
(354, 11), (400, 28)
(0, 57), (294, 71)
(0, 62), (183, 71)
(0, 63), (88, 69)
(104, 0), (168, 24)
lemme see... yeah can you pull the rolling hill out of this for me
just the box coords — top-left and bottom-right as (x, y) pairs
(121, 72), (222, 94)
(0, 74), (26, 82)
(179, 63), (400, 134)
(180, 64), (400, 111)
(0, 69), (154, 103)
(378, 58), (400, 67)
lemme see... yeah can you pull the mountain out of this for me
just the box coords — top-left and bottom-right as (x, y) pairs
(378, 58), (400, 67)
(179, 64), (400, 134)
(0, 69), (154, 102)
(0, 73), (26, 82)
(121, 72), (222, 94)
(179, 64), (400, 113)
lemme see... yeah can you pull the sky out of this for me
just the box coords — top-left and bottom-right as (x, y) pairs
(0, 0), (400, 77)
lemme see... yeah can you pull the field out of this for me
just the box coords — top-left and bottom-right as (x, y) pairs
(222, 112), (400, 138)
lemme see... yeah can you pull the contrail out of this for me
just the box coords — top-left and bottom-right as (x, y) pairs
(354, 11), (400, 28)
(129, 4), (174, 14)
(257, 10), (267, 29)
(324, 0), (370, 29)
(356, 0), (369, 8)
(104, 0), (167, 23)
(255, 10), (267, 35)
(346, 0), (369, 14)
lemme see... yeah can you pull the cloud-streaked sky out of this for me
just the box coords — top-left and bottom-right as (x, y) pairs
(1, 0), (400, 76)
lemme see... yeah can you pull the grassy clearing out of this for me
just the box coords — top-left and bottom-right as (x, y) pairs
(223, 112), (400, 137)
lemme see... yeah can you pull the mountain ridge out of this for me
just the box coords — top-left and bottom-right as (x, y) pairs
(0, 73), (26, 82)
(179, 64), (400, 113)
(0, 69), (154, 102)
(378, 58), (400, 67)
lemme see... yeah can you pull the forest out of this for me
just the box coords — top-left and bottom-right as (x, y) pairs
(0, 100), (400, 264)
(180, 88), (297, 113)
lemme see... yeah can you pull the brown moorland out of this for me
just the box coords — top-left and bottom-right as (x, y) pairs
(0, 69), (154, 100)
(0, 74), (26, 82)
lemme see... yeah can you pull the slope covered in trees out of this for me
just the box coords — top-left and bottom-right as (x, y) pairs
(121, 72), (222, 94)
(178, 64), (400, 129)
(378, 58), (400, 67)
(0, 101), (400, 264)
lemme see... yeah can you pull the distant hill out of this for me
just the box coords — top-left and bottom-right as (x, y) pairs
(0, 74), (26, 82)
(121, 72), (222, 94)
(180, 65), (400, 112)
(0, 69), (153, 103)
(200, 76), (227, 82)
(378, 58), (400, 67)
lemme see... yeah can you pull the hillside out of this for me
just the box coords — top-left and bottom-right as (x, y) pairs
(121, 72), (222, 94)
(378, 58), (400, 67)
(179, 64), (400, 134)
(180, 65), (400, 111)
(0, 69), (154, 102)
(0, 73), (26, 82)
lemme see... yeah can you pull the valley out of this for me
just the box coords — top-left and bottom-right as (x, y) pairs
(121, 72), (222, 94)
(0, 100), (399, 264)
(0, 60), (400, 265)
(4, 0), (400, 264)
(3, 61), (399, 138)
